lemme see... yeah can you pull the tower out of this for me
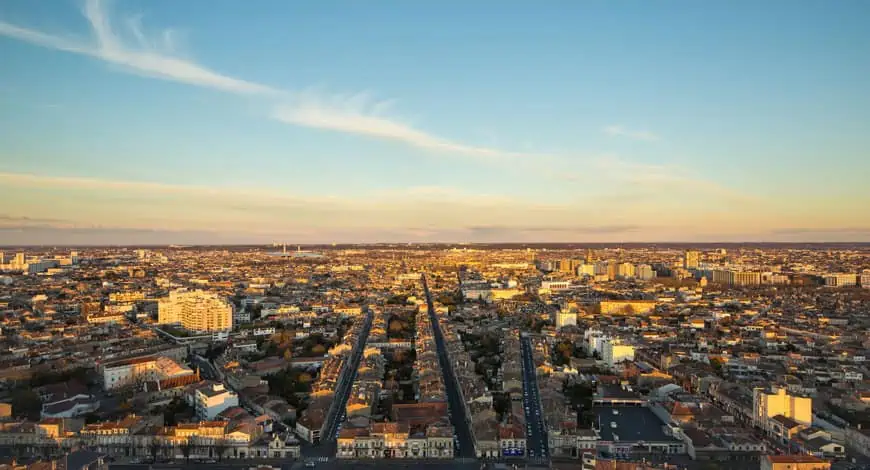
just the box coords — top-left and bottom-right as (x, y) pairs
(684, 250), (700, 270)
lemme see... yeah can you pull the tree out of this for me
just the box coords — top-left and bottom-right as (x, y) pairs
(10, 389), (42, 420)
(148, 438), (162, 461)
(162, 398), (192, 427)
(492, 393), (512, 420)
(388, 319), (407, 333)
(565, 383), (594, 426)
(556, 341), (573, 358)
(41, 442), (60, 460)
(213, 439), (229, 462)
(710, 358), (724, 376)
(179, 437), (194, 463)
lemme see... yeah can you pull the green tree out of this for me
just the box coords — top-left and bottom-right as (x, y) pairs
(148, 438), (162, 461)
(179, 438), (194, 463)
(11, 389), (42, 420)
(710, 358), (724, 375)
(213, 439), (229, 462)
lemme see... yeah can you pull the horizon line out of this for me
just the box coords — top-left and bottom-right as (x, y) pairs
(3, 241), (870, 248)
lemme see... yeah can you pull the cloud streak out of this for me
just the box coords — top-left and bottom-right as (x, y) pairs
(0, 171), (516, 209)
(0, 0), (538, 160)
(466, 225), (641, 235)
(603, 125), (660, 142)
(272, 92), (526, 159)
(0, 0), (277, 95)
(770, 227), (870, 235)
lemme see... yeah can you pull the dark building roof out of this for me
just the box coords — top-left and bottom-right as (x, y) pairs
(594, 406), (679, 444)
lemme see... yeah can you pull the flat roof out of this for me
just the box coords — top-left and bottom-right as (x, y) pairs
(594, 406), (679, 444)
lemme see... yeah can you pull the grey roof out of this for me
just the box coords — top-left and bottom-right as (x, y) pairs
(594, 406), (679, 444)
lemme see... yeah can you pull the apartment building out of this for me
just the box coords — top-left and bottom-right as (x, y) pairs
(157, 289), (233, 332)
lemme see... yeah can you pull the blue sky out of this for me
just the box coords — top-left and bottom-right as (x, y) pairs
(1, 0), (869, 244)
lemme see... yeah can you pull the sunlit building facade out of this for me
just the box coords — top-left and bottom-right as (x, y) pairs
(158, 289), (233, 332)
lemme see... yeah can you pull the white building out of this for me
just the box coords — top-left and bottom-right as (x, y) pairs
(584, 329), (606, 356)
(553, 310), (577, 329)
(100, 355), (193, 391)
(193, 382), (239, 420)
(636, 264), (655, 281)
(684, 250), (700, 269)
(824, 273), (858, 287)
(617, 262), (636, 279)
(541, 280), (570, 291)
(602, 339), (635, 368)
(577, 264), (596, 277)
(158, 289), (233, 332)
(752, 387), (812, 443)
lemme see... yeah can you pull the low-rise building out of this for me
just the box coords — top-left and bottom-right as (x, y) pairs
(192, 382), (239, 420)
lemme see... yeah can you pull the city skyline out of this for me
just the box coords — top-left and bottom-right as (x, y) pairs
(2, 0), (869, 244)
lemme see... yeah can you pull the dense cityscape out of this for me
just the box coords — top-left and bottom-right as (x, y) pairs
(0, 244), (868, 470)
(2, 0), (869, 469)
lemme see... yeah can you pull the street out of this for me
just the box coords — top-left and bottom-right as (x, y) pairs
(111, 459), (482, 470)
(520, 335), (549, 464)
(422, 275), (477, 459)
(312, 311), (374, 458)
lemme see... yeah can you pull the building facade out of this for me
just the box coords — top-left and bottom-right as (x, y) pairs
(158, 289), (233, 332)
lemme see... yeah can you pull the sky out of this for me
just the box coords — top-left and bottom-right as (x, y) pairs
(1, 0), (869, 245)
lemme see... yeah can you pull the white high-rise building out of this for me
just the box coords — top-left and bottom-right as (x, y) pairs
(684, 250), (700, 270)
(617, 262), (636, 279)
(158, 289), (233, 332)
(577, 263), (596, 277)
(636, 264), (655, 281)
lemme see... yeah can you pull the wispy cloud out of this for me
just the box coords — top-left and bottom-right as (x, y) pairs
(0, 0), (277, 95)
(0, 0), (537, 160)
(603, 125), (660, 142)
(466, 224), (641, 235)
(0, 214), (71, 228)
(0, 171), (516, 209)
(770, 227), (870, 235)
(272, 92), (523, 159)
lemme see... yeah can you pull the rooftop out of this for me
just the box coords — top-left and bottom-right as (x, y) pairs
(594, 406), (678, 444)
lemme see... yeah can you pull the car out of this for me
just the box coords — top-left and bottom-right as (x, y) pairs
(305, 462), (317, 468)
